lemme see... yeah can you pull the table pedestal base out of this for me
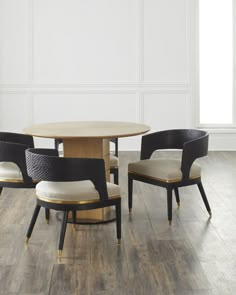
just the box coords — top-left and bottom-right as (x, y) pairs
(56, 209), (116, 224)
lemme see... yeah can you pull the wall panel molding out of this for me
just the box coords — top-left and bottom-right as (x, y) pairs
(0, 83), (191, 88)
(32, 91), (141, 123)
(32, 0), (138, 85)
(28, 0), (34, 84)
(0, 0), (191, 88)
(142, 0), (190, 85)
(1, 0), (232, 149)
(0, 0), (29, 84)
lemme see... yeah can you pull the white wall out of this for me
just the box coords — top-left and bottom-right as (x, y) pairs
(1, 0), (227, 150)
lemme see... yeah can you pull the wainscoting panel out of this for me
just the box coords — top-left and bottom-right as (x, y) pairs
(33, 93), (139, 123)
(142, 92), (190, 131)
(33, 0), (138, 84)
(143, 0), (189, 84)
(0, 94), (32, 132)
(1, 1), (232, 150)
(0, 0), (29, 84)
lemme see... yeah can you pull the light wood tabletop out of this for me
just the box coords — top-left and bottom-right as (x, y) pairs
(23, 121), (150, 139)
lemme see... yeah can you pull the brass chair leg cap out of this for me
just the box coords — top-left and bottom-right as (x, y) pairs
(58, 250), (62, 258)
(168, 220), (172, 226)
(25, 237), (29, 244)
(177, 202), (180, 207)
(129, 208), (132, 214)
(209, 211), (212, 218)
(46, 218), (49, 224)
(118, 239), (121, 245)
(72, 224), (76, 231)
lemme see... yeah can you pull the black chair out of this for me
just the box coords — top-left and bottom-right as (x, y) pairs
(128, 129), (211, 225)
(54, 138), (119, 184)
(25, 148), (121, 258)
(0, 132), (50, 222)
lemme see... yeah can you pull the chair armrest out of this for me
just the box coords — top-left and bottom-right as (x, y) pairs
(61, 158), (109, 200)
(181, 133), (209, 179)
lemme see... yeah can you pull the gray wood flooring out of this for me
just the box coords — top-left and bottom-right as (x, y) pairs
(0, 151), (236, 295)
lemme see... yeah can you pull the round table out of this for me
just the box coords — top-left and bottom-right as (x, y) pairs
(24, 121), (150, 222)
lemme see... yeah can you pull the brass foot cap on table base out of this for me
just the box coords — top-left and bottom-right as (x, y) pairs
(117, 239), (121, 245)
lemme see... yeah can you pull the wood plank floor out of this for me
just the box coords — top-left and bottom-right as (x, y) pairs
(0, 151), (236, 295)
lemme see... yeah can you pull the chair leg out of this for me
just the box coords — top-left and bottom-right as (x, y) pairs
(26, 204), (41, 243)
(114, 169), (119, 185)
(174, 187), (180, 207)
(197, 182), (212, 217)
(128, 176), (133, 213)
(58, 211), (69, 258)
(167, 187), (173, 225)
(0, 187), (2, 196)
(45, 208), (50, 224)
(72, 210), (77, 230)
(115, 199), (121, 244)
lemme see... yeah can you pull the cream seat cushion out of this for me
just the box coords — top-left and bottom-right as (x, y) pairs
(128, 158), (201, 183)
(109, 154), (119, 168)
(36, 180), (120, 204)
(0, 162), (23, 181)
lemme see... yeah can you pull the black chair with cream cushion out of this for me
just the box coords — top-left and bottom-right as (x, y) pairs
(128, 129), (211, 225)
(25, 148), (121, 258)
(0, 132), (50, 221)
(54, 138), (119, 184)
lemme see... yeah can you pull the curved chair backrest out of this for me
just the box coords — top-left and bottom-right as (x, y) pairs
(26, 148), (109, 200)
(0, 132), (34, 147)
(0, 132), (35, 184)
(141, 129), (209, 180)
